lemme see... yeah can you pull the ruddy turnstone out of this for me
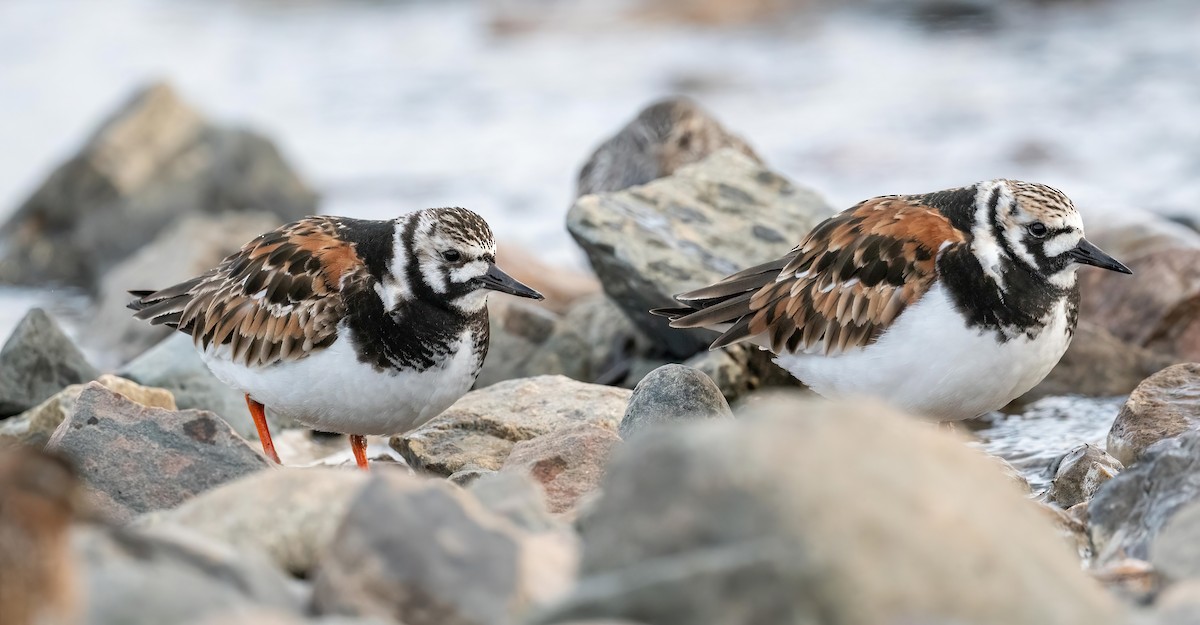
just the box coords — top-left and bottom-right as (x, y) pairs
(654, 179), (1132, 420)
(129, 208), (543, 469)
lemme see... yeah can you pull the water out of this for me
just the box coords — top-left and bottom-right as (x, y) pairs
(969, 395), (1126, 492)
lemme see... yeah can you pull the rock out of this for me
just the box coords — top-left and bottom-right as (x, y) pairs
(119, 325), (299, 439)
(311, 472), (578, 624)
(0, 447), (80, 625)
(1037, 502), (1093, 563)
(393, 375), (628, 476)
(575, 97), (760, 198)
(478, 299), (572, 388)
(1085, 205), (1200, 262)
(982, 452), (1031, 494)
(682, 343), (800, 402)
(1149, 501), (1200, 583)
(1089, 559), (1160, 605)
(450, 467), (497, 487)
(1079, 249), (1200, 360)
(0, 81), (317, 289)
(1107, 363), (1200, 466)
(45, 383), (269, 522)
(620, 364), (731, 440)
(136, 467), (370, 576)
(91, 211), (284, 364)
(188, 611), (394, 625)
(1090, 430), (1200, 565)
(1020, 322), (1179, 402)
(469, 470), (563, 534)
(0, 374), (175, 448)
(1045, 443), (1123, 509)
(75, 524), (301, 625)
(500, 424), (622, 518)
(496, 244), (601, 314)
(1153, 579), (1200, 625)
(536, 394), (1118, 625)
(0, 308), (99, 417)
(567, 149), (834, 357)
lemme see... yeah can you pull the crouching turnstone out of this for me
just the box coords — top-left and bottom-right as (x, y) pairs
(654, 179), (1132, 420)
(129, 208), (543, 469)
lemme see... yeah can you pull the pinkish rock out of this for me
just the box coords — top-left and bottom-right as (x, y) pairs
(501, 423), (622, 517)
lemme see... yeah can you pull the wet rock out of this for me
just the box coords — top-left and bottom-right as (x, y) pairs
(576, 97), (760, 198)
(1090, 430), (1200, 565)
(0, 81), (316, 289)
(1021, 322), (1178, 402)
(1045, 443), (1123, 509)
(500, 423), (622, 517)
(0, 308), (99, 417)
(496, 244), (601, 314)
(619, 364), (731, 440)
(136, 467), (370, 576)
(1149, 501), (1200, 583)
(75, 524), (301, 625)
(537, 394), (1118, 625)
(91, 211), (283, 364)
(1107, 363), (1200, 466)
(46, 383), (269, 522)
(0, 374), (175, 448)
(393, 375), (628, 476)
(683, 343), (800, 402)
(567, 149), (834, 358)
(0, 447), (81, 625)
(311, 472), (577, 624)
(1079, 249), (1200, 360)
(1038, 502), (1093, 563)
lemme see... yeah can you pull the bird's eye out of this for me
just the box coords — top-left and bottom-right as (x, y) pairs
(1028, 222), (1048, 238)
(441, 250), (462, 262)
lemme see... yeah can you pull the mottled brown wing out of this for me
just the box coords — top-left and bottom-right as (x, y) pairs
(129, 216), (368, 367)
(661, 197), (966, 355)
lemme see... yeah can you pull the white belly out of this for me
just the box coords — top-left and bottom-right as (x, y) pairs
(199, 325), (481, 435)
(775, 283), (1073, 421)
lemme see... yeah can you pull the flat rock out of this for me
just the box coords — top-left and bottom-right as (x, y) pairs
(0, 374), (175, 448)
(92, 210), (283, 364)
(0, 81), (316, 289)
(46, 383), (269, 522)
(567, 149), (834, 357)
(1021, 322), (1178, 402)
(311, 472), (577, 625)
(0, 308), (99, 417)
(575, 97), (760, 198)
(1108, 363), (1200, 466)
(1149, 501), (1200, 583)
(536, 394), (1118, 625)
(1045, 443), (1123, 510)
(501, 423), (622, 518)
(393, 375), (628, 476)
(1090, 429), (1200, 565)
(136, 467), (371, 576)
(74, 524), (300, 625)
(620, 364), (731, 440)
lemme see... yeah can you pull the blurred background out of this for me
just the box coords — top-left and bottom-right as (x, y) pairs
(1, 0), (1199, 349)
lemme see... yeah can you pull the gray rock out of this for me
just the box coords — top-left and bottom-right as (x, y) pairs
(536, 394), (1118, 625)
(136, 467), (371, 576)
(1045, 443), (1123, 509)
(1021, 322), (1178, 403)
(567, 149), (834, 357)
(1152, 579), (1200, 625)
(118, 332), (284, 439)
(477, 299), (573, 388)
(501, 423), (622, 518)
(46, 383), (269, 522)
(470, 470), (563, 534)
(393, 375), (628, 476)
(0, 308), (99, 417)
(74, 524), (301, 625)
(311, 472), (577, 625)
(1150, 501), (1200, 583)
(682, 343), (801, 402)
(620, 364), (731, 440)
(189, 611), (394, 625)
(0, 81), (317, 289)
(449, 467), (498, 487)
(92, 211), (284, 364)
(0, 374), (175, 448)
(576, 97), (760, 198)
(1108, 363), (1200, 466)
(1090, 429), (1200, 565)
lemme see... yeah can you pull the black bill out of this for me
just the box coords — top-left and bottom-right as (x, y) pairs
(477, 263), (544, 299)
(1067, 238), (1132, 274)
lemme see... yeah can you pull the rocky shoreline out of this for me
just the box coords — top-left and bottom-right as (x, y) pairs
(2, 85), (1200, 625)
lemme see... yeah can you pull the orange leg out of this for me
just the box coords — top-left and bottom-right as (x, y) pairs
(245, 394), (281, 464)
(349, 434), (369, 471)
